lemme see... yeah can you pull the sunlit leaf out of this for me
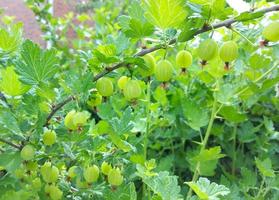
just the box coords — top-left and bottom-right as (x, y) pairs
(194, 146), (225, 162)
(138, 170), (182, 200)
(104, 182), (137, 200)
(182, 99), (209, 131)
(143, 0), (187, 29)
(255, 158), (275, 178)
(0, 23), (22, 58)
(186, 177), (230, 200)
(15, 40), (59, 85)
(0, 67), (29, 96)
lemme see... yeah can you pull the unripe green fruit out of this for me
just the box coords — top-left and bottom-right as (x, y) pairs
(20, 145), (35, 161)
(87, 91), (102, 107)
(72, 111), (90, 127)
(26, 161), (38, 171)
(138, 54), (156, 77)
(32, 178), (41, 191)
(155, 60), (173, 82)
(96, 77), (114, 97)
(108, 168), (123, 186)
(45, 184), (51, 194)
(64, 110), (77, 130)
(49, 166), (59, 183)
(101, 162), (112, 175)
(41, 162), (51, 176)
(15, 168), (25, 179)
(197, 39), (218, 61)
(65, 110), (89, 130)
(83, 165), (99, 183)
(117, 76), (129, 90)
(43, 129), (56, 146)
(123, 80), (142, 100)
(263, 22), (279, 42)
(49, 185), (63, 200)
(176, 50), (192, 68)
(41, 162), (59, 183)
(68, 166), (78, 178)
(219, 41), (238, 62)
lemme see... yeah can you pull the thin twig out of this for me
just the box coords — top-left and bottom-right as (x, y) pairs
(0, 138), (21, 150)
(44, 5), (279, 125)
(44, 95), (75, 127)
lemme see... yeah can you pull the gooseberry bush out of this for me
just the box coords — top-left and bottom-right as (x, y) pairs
(0, 0), (279, 199)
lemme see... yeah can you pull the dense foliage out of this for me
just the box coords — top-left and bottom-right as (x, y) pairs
(0, 0), (279, 199)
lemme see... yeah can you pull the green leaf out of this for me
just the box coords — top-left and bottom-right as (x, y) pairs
(90, 120), (111, 135)
(93, 47), (119, 64)
(130, 154), (145, 165)
(197, 71), (215, 84)
(97, 102), (116, 120)
(124, 56), (146, 66)
(0, 152), (21, 172)
(119, 16), (154, 39)
(186, 177), (230, 200)
(108, 131), (133, 152)
(157, 155), (174, 172)
(0, 67), (29, 96)
(188, 149), (219, 176)
(108, 33), (130, 54)
(238, 121), (258, 143)
(178, 16), (205, 42)
(182, 99), (209, 131)
(138, 171), (182, 200)
(111, 107), (134, 134)
(67, 71), (94, 94)
(128, 1), (145, 21)
(0, 23), (22, 58)
(259, 77), (279, 93)
(189, 0), (232, 20)
(189, 0), (209, 4)
(235, 11), (264, 22)
(209, 0), (233, 20)
(199, 160), (219, 176)
(154, 86), (168, 106)
(143, 0), (187, 29)
(240, 168), (257, 188)
(215, 83), (237, 105)
(15, 40), (59, 85)
(194, 146), (225, 162)
(0, 110), (22, 136)
(249, 53), (271, 69)
(0, 189), (32, 200)
(104, 182), (137, 200)
(118, 15), (131, 32)
(255, 158), (275, 178)
(118, 1), (154, 38)
(263, 116), (275, 133)
(219, 106), (247, 123)
(206, 58), (226, 79)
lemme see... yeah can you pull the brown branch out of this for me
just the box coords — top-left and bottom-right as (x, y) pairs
(44, 4), (279, 124)
(44, 95), (75, 127)
(0, 138), (22, 150)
